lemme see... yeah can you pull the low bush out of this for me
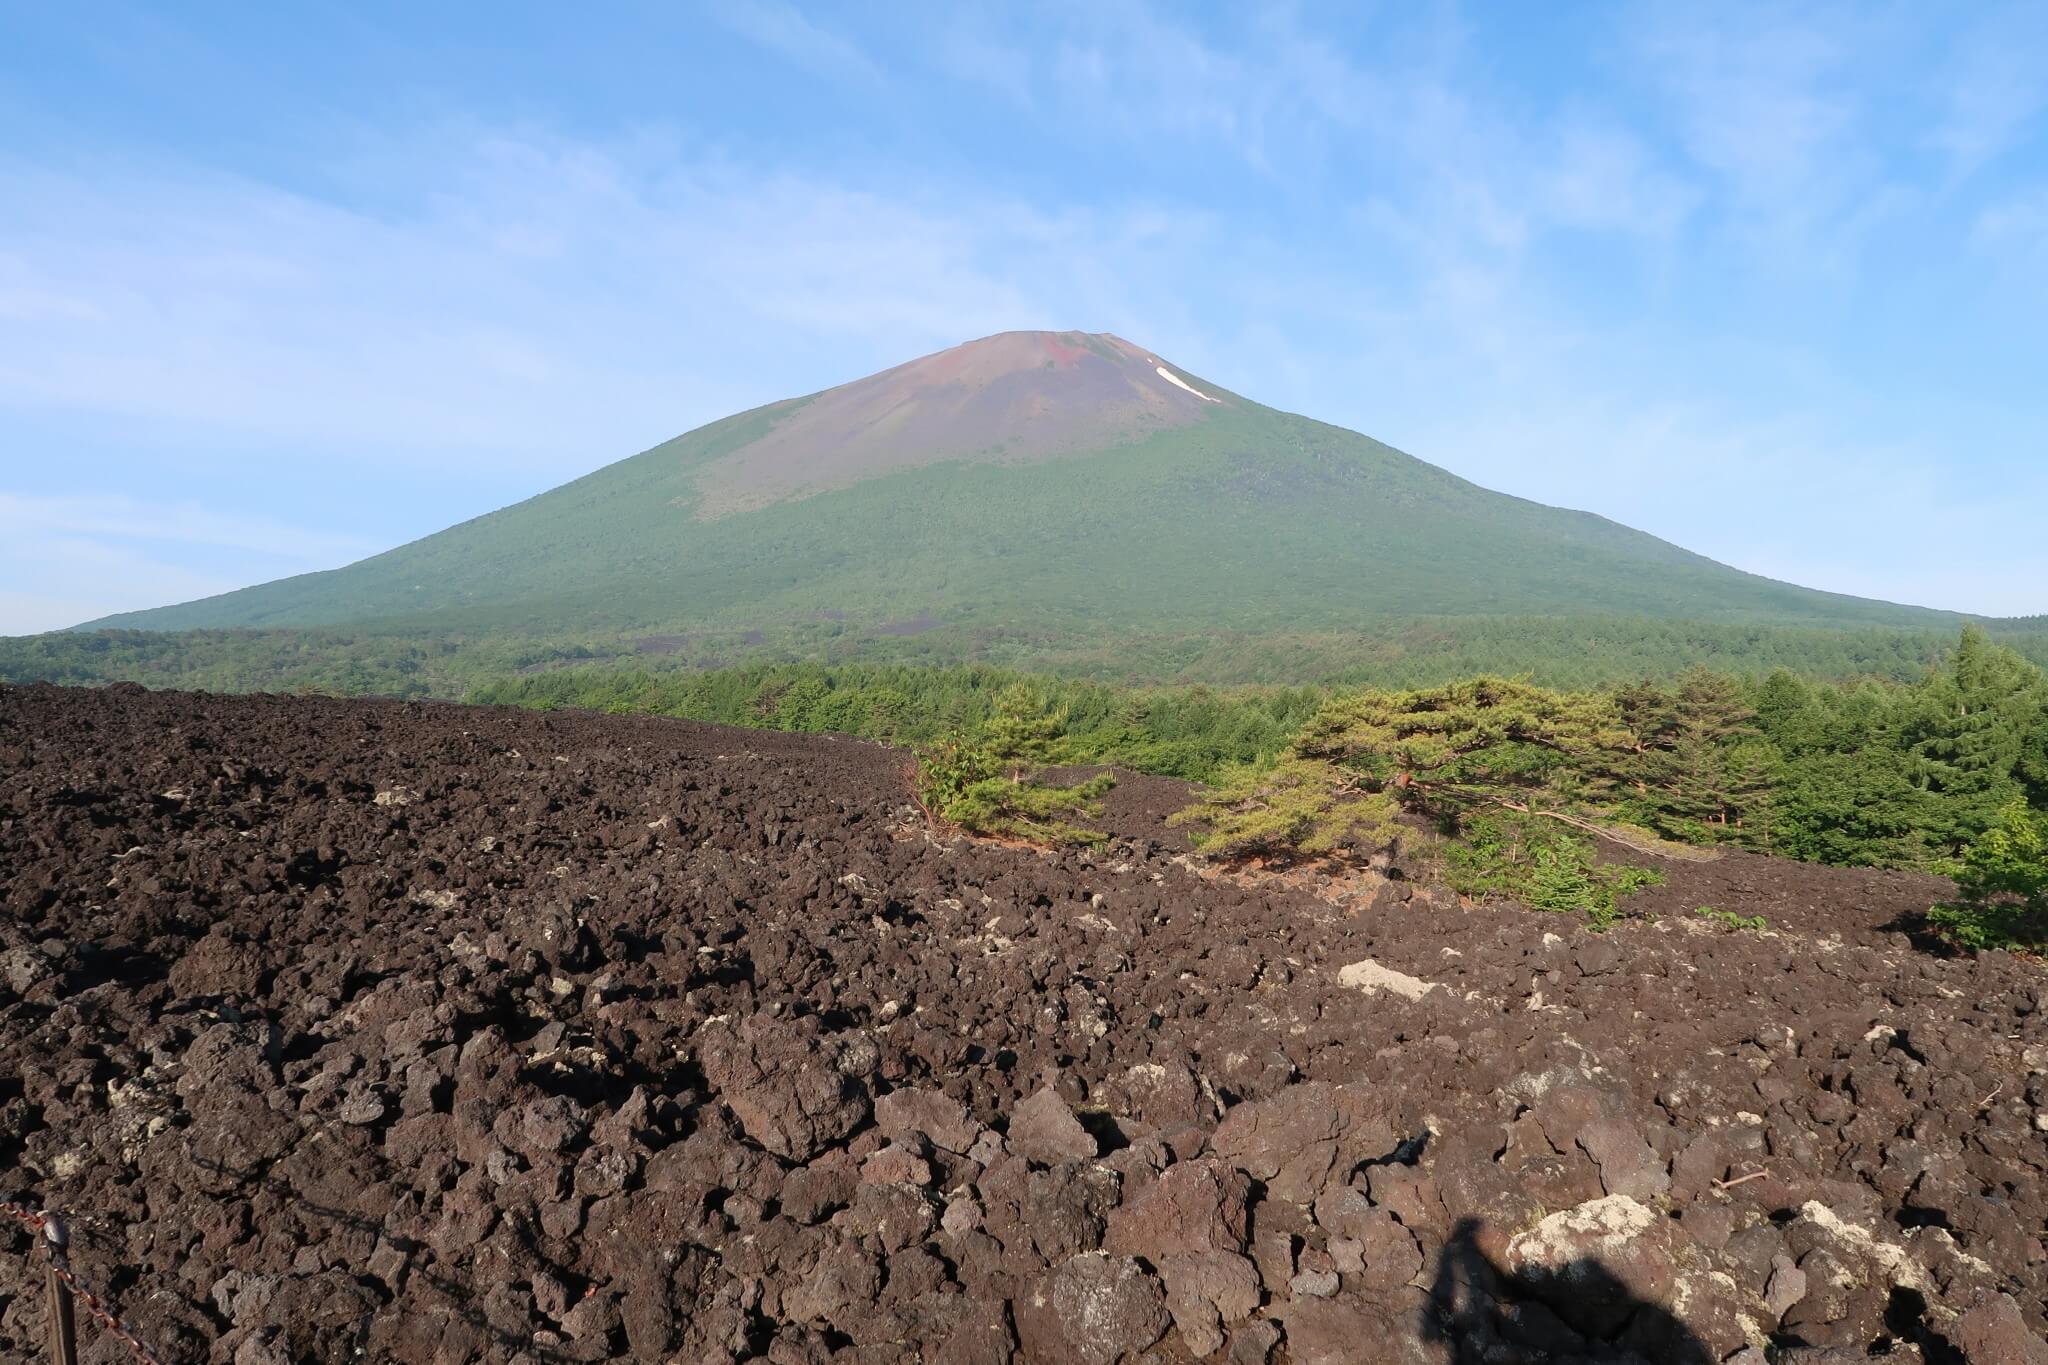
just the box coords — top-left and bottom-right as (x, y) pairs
(1442, 812), (1664, 929)
(1927, 801), (2048, 953)
(1693, 905), (1768, 933)
(1167, 756), (1401, 861)
(913, 684), (1114, 845)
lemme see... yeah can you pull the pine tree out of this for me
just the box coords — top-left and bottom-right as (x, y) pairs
(1170, 756), (1402, 860)
(1605, 668), (1763, 837)
(1180, 677), (1634, 861)
(978, 683), (1068, 780)
(1903, 627), (2044, 853)
(1667, 666), (1765, 828)
(1714, 736), (1783, 851)
(2019, 708), (2048, 807)
(914, 684), (1113, 845)
(1610, 678), (1681, 795)
(1751, 669), (1820, 753)
(1294, 676), (1630, 820)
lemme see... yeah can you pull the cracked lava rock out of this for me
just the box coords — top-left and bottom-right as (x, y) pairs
(1, 685), (2044, 1362)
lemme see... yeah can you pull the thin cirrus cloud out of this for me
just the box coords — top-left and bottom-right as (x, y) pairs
(1976, 189), (2048, 250)
(704, 0), (884, 87)
(0, 494), (380, 635)
(1927, 5), (2048, 177)
(0, 494), (379, 562)
(0, 144), (1095, 467)
(1628, 4), (1884, 267)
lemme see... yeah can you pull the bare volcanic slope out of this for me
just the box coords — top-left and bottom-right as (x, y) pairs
(82, 330), (1961, 639)
(690, 330), (1225, 516)
(3, 686), (2045, 1364)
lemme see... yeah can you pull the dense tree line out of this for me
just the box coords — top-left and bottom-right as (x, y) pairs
(9, 614), (2048, 694)
(1727, 628), (2048, 865)
(1167, 628), (2047, 942)
(467, 630), (2048, 877)
(1179, 628), (2048, 870)
(470, 663), (1322, 782)
(12, 625), (2041, 882)
(0, 629), (615, 698)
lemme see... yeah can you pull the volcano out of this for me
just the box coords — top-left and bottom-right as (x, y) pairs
(83, 330), (1955, 642)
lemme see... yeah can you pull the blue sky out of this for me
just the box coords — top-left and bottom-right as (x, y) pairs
(3, 1), (2046, 634)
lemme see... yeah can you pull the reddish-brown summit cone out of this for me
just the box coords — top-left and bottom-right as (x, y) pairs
(691, 329), (1228, 516)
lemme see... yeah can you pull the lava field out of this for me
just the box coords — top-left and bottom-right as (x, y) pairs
(1, 685), (2044, 1364)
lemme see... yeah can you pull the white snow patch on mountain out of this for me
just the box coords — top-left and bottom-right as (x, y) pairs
(1153, 364), (1219, 402)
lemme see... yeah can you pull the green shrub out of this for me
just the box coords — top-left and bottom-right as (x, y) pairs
(1525, 848), (1662, 930)
(448, 626), (2048, 878)
(913, 686), (1114, 845)
(1443, 812), (1663, 929)
(1693, 905), (1768, 933)
(1927, 801), (2048, 952)
(1169, 756), (1402, 861)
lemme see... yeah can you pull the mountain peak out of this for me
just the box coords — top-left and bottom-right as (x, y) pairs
(689, 329), (1228, 516)
(902, 329), (1205, 384)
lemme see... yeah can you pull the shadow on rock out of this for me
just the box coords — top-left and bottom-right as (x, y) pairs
(1423, 1217), (1714, 1364)
(193, 1155), (580, 1364)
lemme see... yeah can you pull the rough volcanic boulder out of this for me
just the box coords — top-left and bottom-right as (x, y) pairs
(1210, 1081), (1389, 1204)
(696, 1013), (875, 1160)
(1505, 1195), (1686, 1338)
(1158, 1251), (1262, 1356)
(1012, 1252), (1170, 1364)
(1284, 1296), (1421, 1365)
(1104, 1157), (1250, 1259)
(1952, 1292), (2048, 1365)
(876, 1086), (984, 1155)
(1007, 1086), (1098, 1166)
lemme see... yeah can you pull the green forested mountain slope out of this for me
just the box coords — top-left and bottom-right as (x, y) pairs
(85, 332), (1957, 641)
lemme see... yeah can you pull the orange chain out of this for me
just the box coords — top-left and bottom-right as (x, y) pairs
(3, 1201), (169, 1365)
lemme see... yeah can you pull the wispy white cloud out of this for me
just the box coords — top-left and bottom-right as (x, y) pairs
(0, 536), (239, 635)
(932, 3), (1386, 169)
(707, 0), (882, 86)
(1975, 186), (2048, 253)
(1928, 6), (2048, 177)
(935, 2), (1697, 261)
(0, 138), (1208, 478)
(929, 18), (1034, 105)
(0, 254), (105, 322)
(0, 493), (379, 561)
(1629, 2), (1887, 261)
(0, 493), (381, 633)
(1539, 117), (1700, 238)
(1394, 386), (2048, 615)
(0, 590), (139, 638)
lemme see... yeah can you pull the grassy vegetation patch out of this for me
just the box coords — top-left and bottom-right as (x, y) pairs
(1442, 813), (1666, 930)
(1693, 906), (1769, 933)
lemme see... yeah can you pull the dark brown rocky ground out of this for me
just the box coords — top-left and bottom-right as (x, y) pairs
(1, 685), (2043, 1364)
